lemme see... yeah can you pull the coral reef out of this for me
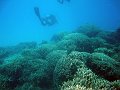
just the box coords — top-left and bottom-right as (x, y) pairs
(0, 25), (120, 90)
(0, 47), (9, 59)
(74, 24), (101, 37)
(46, 50), (67, 74)
(94, 47), (114, 56)
(35, 44), (57, 59)
(51, 32), (69, 43)
(53, 51), (91, 89)
(86, 53), (120, 81)
(0, 54), (49, 90)
(62, 33), (92, 52)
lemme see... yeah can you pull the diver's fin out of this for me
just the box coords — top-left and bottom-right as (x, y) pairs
(34, 7), (41, 19)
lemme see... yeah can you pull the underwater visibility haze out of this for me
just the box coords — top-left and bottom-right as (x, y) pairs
(0, 0), (120, 46)
(0, 0), (120, 90)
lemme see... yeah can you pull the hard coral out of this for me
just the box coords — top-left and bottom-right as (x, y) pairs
(53, 51), (90, 89)
(86, 53), (120, 81)
(75, 24), (101, 38)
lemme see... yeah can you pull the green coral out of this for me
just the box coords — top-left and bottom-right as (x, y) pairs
(90, 37), (108, 50)
(15, 42), (37, 50)
(21, 49), (40, 60)
(0, 24), (120, 90)
(61, 66), (111, 90)
(60, 52), (120, 90)
(0, 47), (9, 59)
(61, 65), (120, 90)
(51, 32), (69, 43)
(14, 83), (41, 90)
(86, 53), (120, 81)
(56, 39), (76, 54)
(53, 51), (91, 89)
(96, 31), (114, 44)
(112, 53), (120, 62)
(46, 50), (67, 72)
(75, 24), (102, 37)
(111, 44), (120, 62)
(36, 44), (57, 59)
(63, 33), (92, 52)
(0, 74), (11, 90)
(0, 53), (49, 90)
(94, 47), (114, 56)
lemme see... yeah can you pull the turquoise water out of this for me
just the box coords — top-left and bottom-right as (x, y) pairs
(0, 1), (120, 90)
(0, 0), (120, 46)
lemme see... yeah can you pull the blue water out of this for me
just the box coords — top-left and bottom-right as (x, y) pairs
(0, 0), (120, 46)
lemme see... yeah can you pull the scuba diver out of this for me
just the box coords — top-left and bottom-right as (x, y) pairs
(34, 7), (57, 26)
(57, 0), (70, 4)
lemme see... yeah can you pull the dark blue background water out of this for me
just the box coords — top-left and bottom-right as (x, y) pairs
(0, 0), (120, 46)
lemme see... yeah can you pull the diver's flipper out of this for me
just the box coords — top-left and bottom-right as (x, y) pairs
(34, 7), (47, 26)
(34, 7), (57, 26)
(34, 7), (41, 19)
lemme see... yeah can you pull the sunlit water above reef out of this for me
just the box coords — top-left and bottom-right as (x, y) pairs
(0, 0), (120, 90)
(0, 0), (120, 46)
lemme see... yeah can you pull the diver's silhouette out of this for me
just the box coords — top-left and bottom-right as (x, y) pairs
(34, 7), (57, 26)
(57, 0), (70, 4)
